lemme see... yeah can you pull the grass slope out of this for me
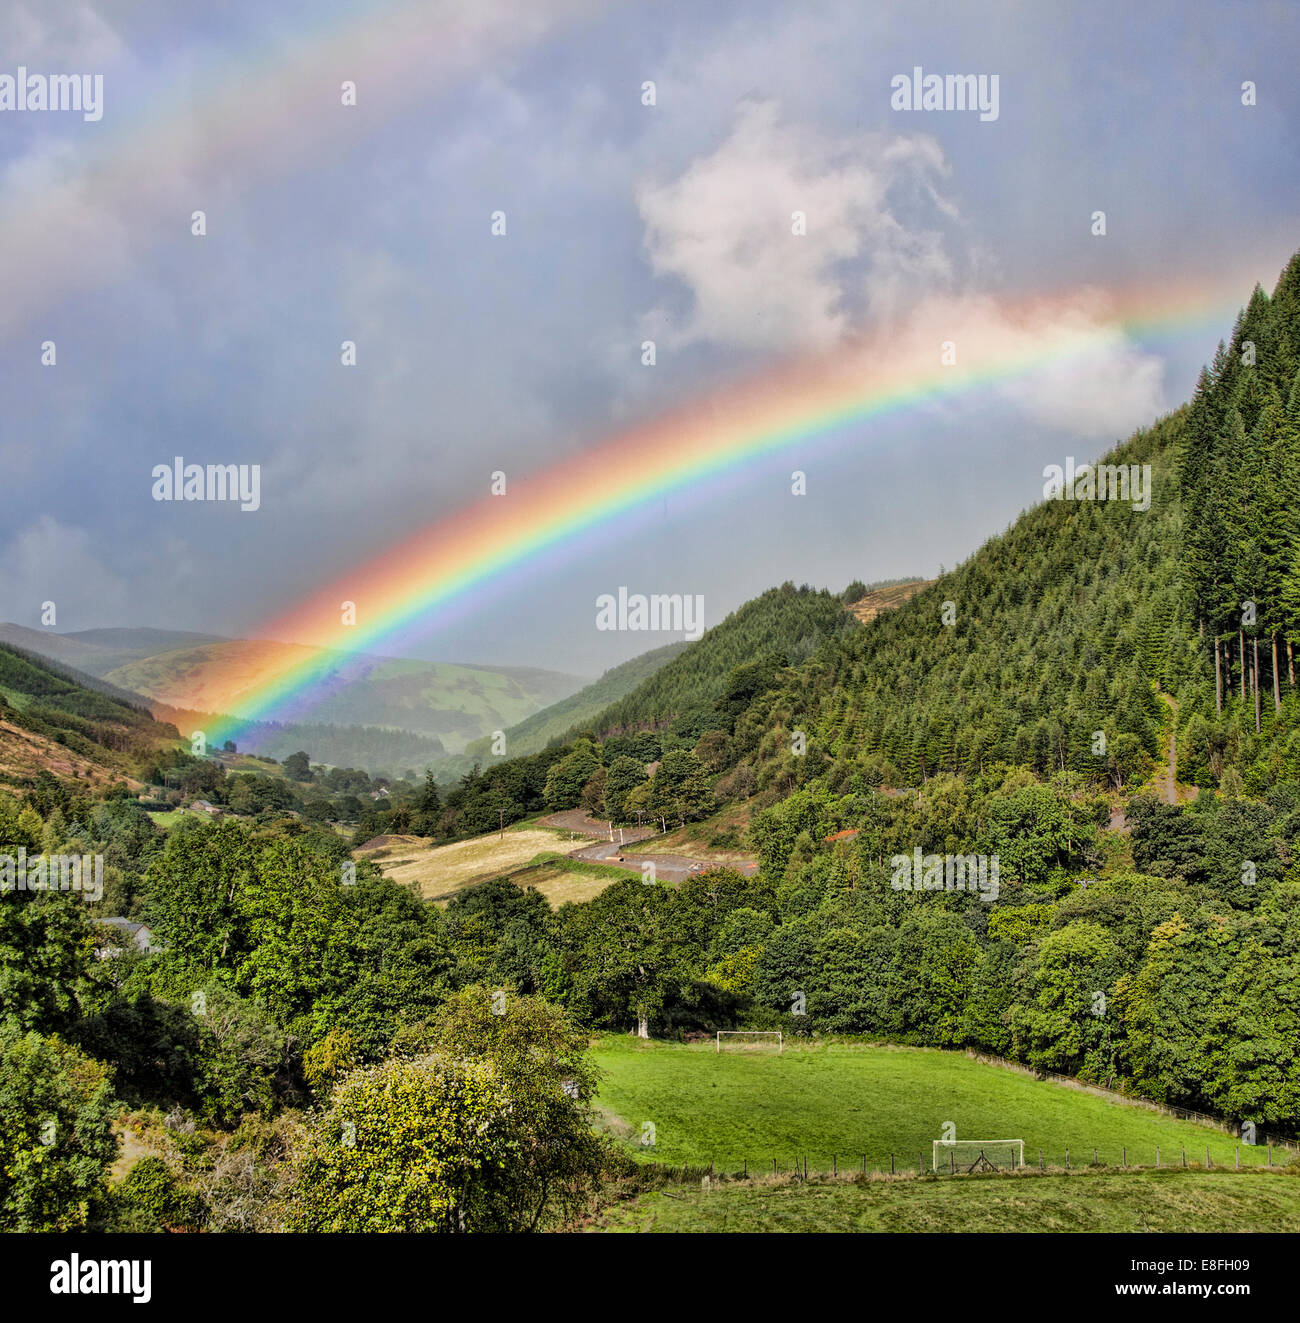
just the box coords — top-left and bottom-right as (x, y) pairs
(592, 1038), (1282, 1172)
(356, 826), (578, 901)
(590, 1168), (1300, 1233)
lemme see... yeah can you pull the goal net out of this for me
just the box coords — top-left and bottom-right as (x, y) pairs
(716, 1031), (783, 1053)
(933, 1139), (1024, 1173)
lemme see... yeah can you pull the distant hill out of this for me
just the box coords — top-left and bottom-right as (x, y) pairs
(101, 639), (587, 754)
(2, 625), (589, 757)
(0, 642), (179, 789)
(0, 623), (228, 676)
(222, 719), (446, 777)
(61, 626), (229, 671)
(0, 623), (115, 671)
(465, 641), (690, 759)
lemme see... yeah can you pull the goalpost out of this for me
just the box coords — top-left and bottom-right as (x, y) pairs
(933, 1138), (1024, 1172)
(716, 1031), (783, 1053)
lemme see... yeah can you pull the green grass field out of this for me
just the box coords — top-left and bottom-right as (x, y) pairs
(591, 1036), (1289, 1174)
(589, 1169), (1300, 1233)
(145, 809), (189, 830)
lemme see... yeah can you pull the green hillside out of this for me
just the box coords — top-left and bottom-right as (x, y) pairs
(229, 718), (446, 776)
(103, 642), (587, 753)
(581, 583), (859, 742)
(466, 641), (690, 760)
(362, 255), (1300, 1143)
(0, 642), (180, 783)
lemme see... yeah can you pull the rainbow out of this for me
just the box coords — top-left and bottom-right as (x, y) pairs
(0, 0), (589, 333)
(202, 277), (1249, 746)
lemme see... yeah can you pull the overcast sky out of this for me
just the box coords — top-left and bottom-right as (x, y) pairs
(1, 0), (1296, 677)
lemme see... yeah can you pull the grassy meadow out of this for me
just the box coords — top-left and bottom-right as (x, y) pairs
(591, 1036), (1287, 1175)
(356, 827), (574, 901)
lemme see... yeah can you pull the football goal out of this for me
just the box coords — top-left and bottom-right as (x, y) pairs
(716, 1031), (783, 1053)
(932, 1138), (1024, 1173)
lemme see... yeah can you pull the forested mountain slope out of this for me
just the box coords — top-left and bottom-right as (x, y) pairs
(729, 417), (1188, 792)
(713, 255), (1300, 797)
(579, 584), (859, 743)
(1175, 252), (1300, 791)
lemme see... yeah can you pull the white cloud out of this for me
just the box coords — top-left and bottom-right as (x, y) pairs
(990, 297), (1168, 439)
(636, 100), (956, 353)
(846, 288), (1170, 443)
(1000, 333), (1167, 439)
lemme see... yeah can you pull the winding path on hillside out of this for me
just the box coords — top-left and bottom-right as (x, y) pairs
(1154, 691), (1179, 806)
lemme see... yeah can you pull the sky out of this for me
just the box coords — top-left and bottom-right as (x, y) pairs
(0, 0), (1297, 678)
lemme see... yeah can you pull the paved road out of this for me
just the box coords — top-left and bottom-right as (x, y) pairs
(540, 811), (758, 881)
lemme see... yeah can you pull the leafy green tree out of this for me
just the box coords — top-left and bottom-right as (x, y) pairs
(563, 879), (687, 1036)
(104, 1156), (204, 1232)
(191, 983), (290, 1125)
(542, 740), (601, 811)
(0, 1027), (117, 1230)
(603, 755), (647, 824)
(290, 1053), (516, 1232)
(143, 821), (253, 970)
(0, 892), (95, 1036)
(650, 749), (712, 825)
(415, 988), (606, 1230)
(1009, 920), (1121, 1078)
